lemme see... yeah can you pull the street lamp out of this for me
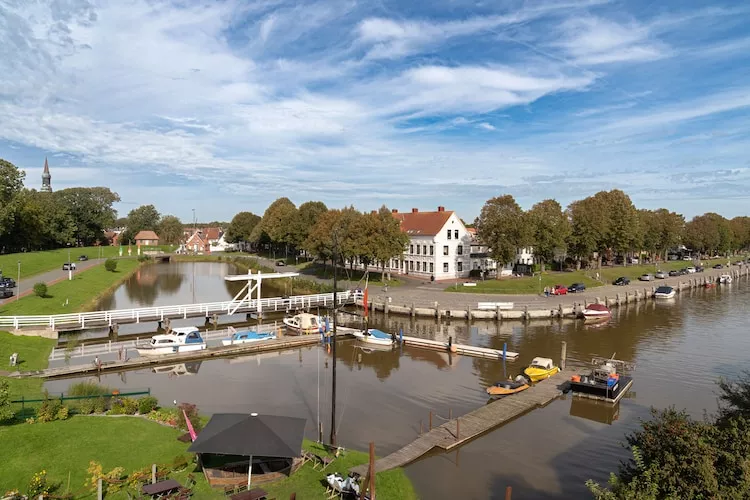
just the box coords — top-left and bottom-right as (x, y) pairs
(68, 247), (72, 281)
(16, 261), (20, 302)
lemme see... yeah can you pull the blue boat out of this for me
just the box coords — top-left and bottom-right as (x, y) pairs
(222, 327), (277, 346)
(352, 328), (394, 346)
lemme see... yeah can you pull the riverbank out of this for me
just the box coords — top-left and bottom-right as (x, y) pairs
(0, 331), (54, 399)
(0, 259), (142, 316)
(366, 265), (747, 321)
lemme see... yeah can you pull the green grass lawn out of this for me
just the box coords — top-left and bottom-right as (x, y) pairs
(448, 258), (729, 294)
(0, 245), (172, 281)
(0, 331), (56, 403)
(0, 259), (141, 316)
(0, 416), (417, 500)
(302, 263), (403, 287)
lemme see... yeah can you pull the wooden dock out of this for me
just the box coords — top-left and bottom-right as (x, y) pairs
(400, 335), (519, 360)
(7, 334), (339, 380)
(351, 369), (574, 475)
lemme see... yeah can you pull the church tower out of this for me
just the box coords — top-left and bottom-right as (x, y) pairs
(41, 157), (52, 192)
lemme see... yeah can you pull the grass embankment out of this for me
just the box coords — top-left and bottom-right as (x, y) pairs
(0, 331), (55, 399)
(0, 259), (141, 316)
(301, 262), (402, 288)
(0, 416), (416, 499)
(0, 246), (171, 281)
(449, 258), (729, 294)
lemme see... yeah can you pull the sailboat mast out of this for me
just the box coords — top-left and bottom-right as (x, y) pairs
(330, 233), (338, 447)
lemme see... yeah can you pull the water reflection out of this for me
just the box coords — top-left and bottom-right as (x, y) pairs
(569, 397), (621, 425)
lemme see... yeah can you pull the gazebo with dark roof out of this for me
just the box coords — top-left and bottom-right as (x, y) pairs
(189, 413), (306, 489)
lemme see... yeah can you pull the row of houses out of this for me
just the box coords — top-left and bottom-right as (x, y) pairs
(103, 227), (235, 254)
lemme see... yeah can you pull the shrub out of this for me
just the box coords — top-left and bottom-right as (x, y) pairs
(0, 380), (14, 423)
(69, 381), (111, 397)
(177, 402), (202, 432)
(138, 396), (159, 414)
(93, 397), (107, 414)
(137, 255), (152, 262)
(121, 397), (139, 415)
(77, 399), (96, 415)
(104, 259), (117, 272)
(171, 455), (189, 472)
(147, 408), (179, 427)
(56, 405), (69, 420)
(27, 470), (49, 498)
(33, 282), (48, 298)
(37, 399), (62, 423)
(107, 399), (125, 415)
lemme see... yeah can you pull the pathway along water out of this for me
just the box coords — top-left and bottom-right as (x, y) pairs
(45, 265), (750, 499)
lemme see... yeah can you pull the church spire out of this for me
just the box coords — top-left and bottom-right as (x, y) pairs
(41, 157), (52, 192)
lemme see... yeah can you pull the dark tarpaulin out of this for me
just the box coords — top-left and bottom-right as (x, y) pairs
(188, 414), (306, 458)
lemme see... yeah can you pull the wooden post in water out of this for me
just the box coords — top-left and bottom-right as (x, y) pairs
(561, 341), (567, 370)
(505, 486), (513, 500)
(456, 419), (460, 441)
(429, 411), (432, 430)
(369, 442), (376, 500)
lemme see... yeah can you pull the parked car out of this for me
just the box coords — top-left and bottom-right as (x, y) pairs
(668, 270), (680, 277)
(0, 288), (13, 299)
(639, 274), (654, 281)
(78, 255), (88, 261)
(695, 266), (704, 273)
(683, 255), (692, 261)
(655, 271), (667, 279)
(568, 283), (586, 293)
(613, 277), (630, 286)
(713, 264), (723, 269)
(275, 260), (286, 267)
(686, 266), (696, 274)
(550, 284), (568, 295)
(0, 277), (16, 288)
(678, 268), (689, 275)
(62, 262), (76, 271)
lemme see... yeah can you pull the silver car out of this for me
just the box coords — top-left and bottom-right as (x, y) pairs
(639, 273), (654, 281)
(655, 271), (667, 279)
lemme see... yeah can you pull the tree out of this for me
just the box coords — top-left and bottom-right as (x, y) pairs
(568, 195), (608, 269)
(157, 215), (183, 245)
(0, 158), (25, 205)
(639, 209), (685, 261)
(54, 187), (120, 245)
(225, 211), (261, 244)
(527, 199), (570, 272)
(120, 204), (161, 244)
(602, 190), (641, 261)
(717, 371), (750, 426)
(104, 259), (117, 272)
(304, 209), (342, 264)
(258, 198), (297, 256)
(729, 217), (750, 252)
(0, 380), (14, 423)
(684, 213), (732, 256)
(33, 282), (48, 298)
(373, 206), (409, 280)
(290, 201), (328, 250)
(476, 195), (531, 268)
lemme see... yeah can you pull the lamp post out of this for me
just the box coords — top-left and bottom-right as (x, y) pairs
(16, 261), (20, 302)
(68, 248), (72, 280)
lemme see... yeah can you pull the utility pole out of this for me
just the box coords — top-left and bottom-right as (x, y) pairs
(330, 231), (338, 447)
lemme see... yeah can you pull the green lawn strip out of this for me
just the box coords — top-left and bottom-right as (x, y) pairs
(0, 259), (141, 316)
(0, 245), (172, 281)
(303, 263), (403, 287)
(0, 417), (416, 500)
(448, 258), (730, 294)
(0, 331), (55, 402)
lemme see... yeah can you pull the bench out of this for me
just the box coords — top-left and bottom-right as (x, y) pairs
(477, 302), (514, 310)
(142, 479), (181, 497)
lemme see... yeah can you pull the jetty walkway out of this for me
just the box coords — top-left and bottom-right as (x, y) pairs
(351, 368), (575, 475)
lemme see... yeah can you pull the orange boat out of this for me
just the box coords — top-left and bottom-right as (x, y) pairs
(704, 282), (717, 289)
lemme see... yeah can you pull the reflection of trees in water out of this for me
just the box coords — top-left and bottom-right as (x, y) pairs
(123, 263), (185, 307)
(335, 342), (401, 381)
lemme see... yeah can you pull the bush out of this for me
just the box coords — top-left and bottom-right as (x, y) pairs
(33, 282), (48, 298)
(177, 402), (202, 432)
(147, 408), (179, 427)
(138, 396), (159, 414)
(77, 399), (96, 415)
(137, 255), (152, 262)
(93, 397), (107, 414)
(0, 380), (14, 423)
(171, 455), (189, 472)
(121, 397), (139, 415)
(107, 398), (125, 415)
(37, 399), (69, 423)
(69, 381), (111, 397)
(56, 405), (69, 420)
(104, 259), (118, 272)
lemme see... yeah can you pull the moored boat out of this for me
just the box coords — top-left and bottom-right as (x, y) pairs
(351, 328), (394, 346)
(523, 357), (560, 382)
(704, 282), (717, 289)
(654, 286), (675, 299)
(719, 274), (733, 284)
(569, 356), (634, 404)
(486, 375), (530, 397)
(221, 327), (277, 346)
(581, 303), (611, 319)
(136, 327), (207, 356)
(283, 313), (325, 335)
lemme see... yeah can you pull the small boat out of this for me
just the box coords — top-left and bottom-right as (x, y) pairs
(283, 313), (324, 335)
(351, 328), (394, 346)
(524, 357), (560, 382)
(136, 327), (206, 356)
(581, 303), (610, 319)
(486, 375), (530, 397)
(654, 286), (675, 299)
(704, 282), (717, 289)
(569, 356), (634, 404)
(221, 327), (277, 346)
(719, 274), (733, 284)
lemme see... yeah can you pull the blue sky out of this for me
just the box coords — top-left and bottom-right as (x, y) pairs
(1, 0), (749, 223)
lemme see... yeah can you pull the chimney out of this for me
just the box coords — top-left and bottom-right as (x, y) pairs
(411, 208), (418, 213)
(437, 206), (445, 212)
(391, 208), (398, 214)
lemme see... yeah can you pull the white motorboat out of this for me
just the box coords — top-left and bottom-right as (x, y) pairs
(654, 286), (676, 299)
(221, 327), (277, 346)
(351, 328), (394, 347)
(719, 274), (733, 284)
(136, 327), (207, 356)
(581, 303), (611, 319)
(283, 313), (324, 335)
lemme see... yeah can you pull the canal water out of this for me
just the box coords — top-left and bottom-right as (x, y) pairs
(46, 263), (750, 499)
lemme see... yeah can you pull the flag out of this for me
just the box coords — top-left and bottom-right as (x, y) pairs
(363, 287), (369, 317)
(183, 409), (198, 441)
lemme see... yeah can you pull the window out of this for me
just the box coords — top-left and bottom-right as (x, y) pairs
(410, 244), (413, 254)
(429, 245), (434, 255)
(417, 262), (421, 271)
(454, 230), (459, 240)
(416, 245), (420, 255)
(410, 260), (414, 271)
(447, 229), (452, 240)
(457, 262), (463, 272)
(443, 262), (449, 272)
(443, 245), (449, 255)
(457, 245), (463, 255)
(430, 262), (434, 273)
(423, 245), (427, 255)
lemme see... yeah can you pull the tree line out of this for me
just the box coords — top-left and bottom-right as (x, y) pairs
(476, 190), (750, 271)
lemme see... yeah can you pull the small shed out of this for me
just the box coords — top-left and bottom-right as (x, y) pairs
(134, 230), (160, 246)
(188, 413), (306, 488)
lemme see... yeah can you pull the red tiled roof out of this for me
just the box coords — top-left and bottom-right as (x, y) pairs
(202, 227), (222, 240)
(135, 230), (159, 241)
(186, 231), (206, 246)
(467, 227), (477, 235)
(393, 210), (454, 236)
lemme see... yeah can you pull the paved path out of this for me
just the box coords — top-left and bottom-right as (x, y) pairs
(0, 258), (106, 306)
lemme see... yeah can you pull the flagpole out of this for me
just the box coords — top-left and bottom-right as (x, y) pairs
(330, 232), (338, 447)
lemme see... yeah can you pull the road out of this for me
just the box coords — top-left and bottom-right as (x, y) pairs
(0, 258), (106, 306)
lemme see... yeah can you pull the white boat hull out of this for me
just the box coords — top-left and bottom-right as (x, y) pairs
(582, 310), (610, 319)
(352, 330), (393, 346)
(137, 344), (206, 356)
(654, 291), (676, 299)
(221, 335), (276, 346)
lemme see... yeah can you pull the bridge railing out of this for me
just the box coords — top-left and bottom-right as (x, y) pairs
(0, 290), (363, 329)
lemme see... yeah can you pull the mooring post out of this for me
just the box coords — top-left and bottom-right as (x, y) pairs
(449, 408), (453, 420)
(399, 328), (403, 343)
(419, 419), (423, 435)
(503, 343), (507, 362)
(456, 419), (460, 441)
(505, 486), (513, 500)
(319, 421), (323, 443)
(429, 411), (433, 430)
(152, 464), (156, 484)
(523, 305), (529, 321)
(410, 303), (416, 318)
(561, 341), (567, 370)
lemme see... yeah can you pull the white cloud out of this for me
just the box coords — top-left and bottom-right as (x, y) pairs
(477, 122), (496, 130)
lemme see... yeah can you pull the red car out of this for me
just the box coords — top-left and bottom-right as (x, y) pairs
(550, 285), (568, 295)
